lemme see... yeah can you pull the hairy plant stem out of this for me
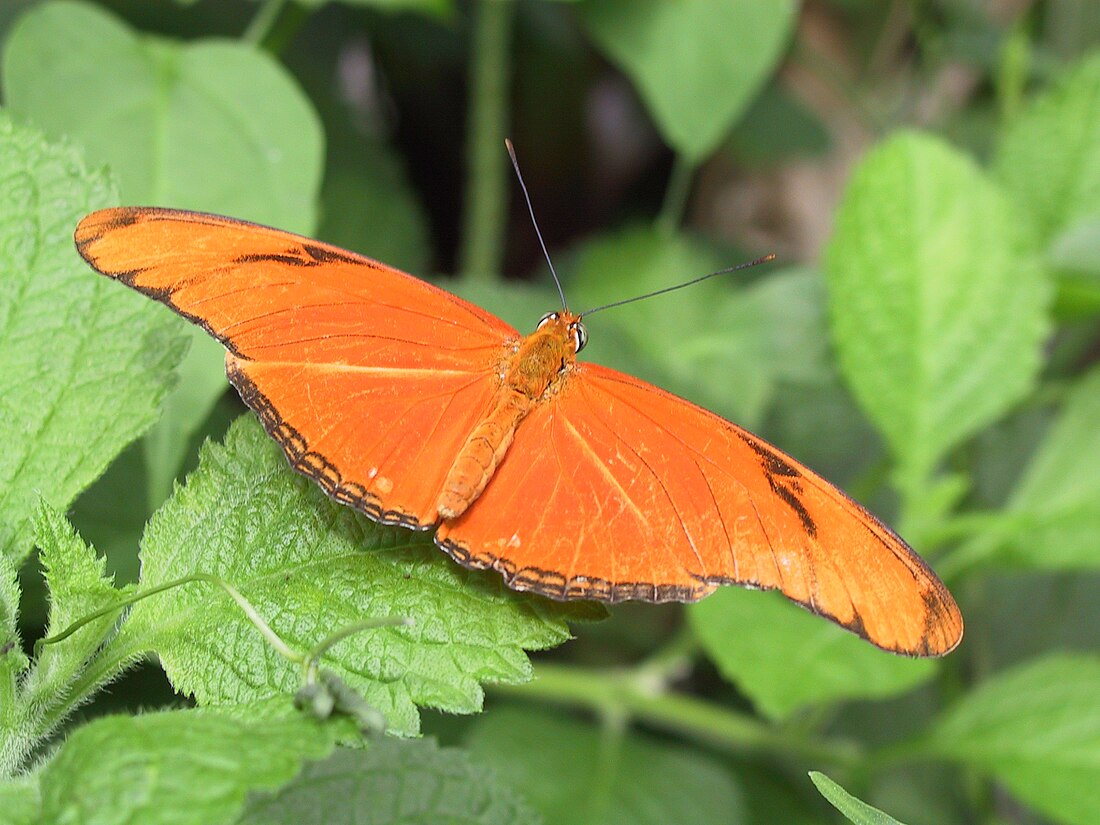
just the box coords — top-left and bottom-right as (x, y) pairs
(242, 0), (307, 55)
(458, 0), (514, 283)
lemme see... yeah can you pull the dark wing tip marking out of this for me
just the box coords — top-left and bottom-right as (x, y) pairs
(226, 359), (433, 532)
(736, 432), (819, 538)
(436, 536), (711, 603)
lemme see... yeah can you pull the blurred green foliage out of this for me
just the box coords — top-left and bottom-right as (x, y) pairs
(1, 1), (1099, 824)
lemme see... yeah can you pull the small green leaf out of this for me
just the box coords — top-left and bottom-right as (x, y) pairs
(927, 654), (1100, 825)
(688, 589), (935, 721)
(115, 416), (584, 735)
(20, 502), (130, 708)
(241, 738), (541, 825)
(825, 130), (1049, 489)
(0, 112), (185, 564)
(996, 368), (1100, 568)
(578, 0), (797, 161)
(995, 52), (1100, 247)
(465, 705), (745, 825)
(809, 772), (906, 825)
(36, 709), (336, 825)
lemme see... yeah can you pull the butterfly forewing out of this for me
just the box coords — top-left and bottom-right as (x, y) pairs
(76, 207), (516, 524)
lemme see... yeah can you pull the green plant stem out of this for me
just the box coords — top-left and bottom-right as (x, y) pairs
(656, 154), (697, 235)
(458, 0), (515, 283)
(242, 0), (308, 55)
(492, 663), (861, 767)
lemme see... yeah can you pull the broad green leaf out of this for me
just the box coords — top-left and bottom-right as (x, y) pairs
(568, 228), (822, 428)
(0, 779), (38, 825)
(36, 709), (336, 825)
(688, 589), (935, 721)
(809, 772), (906, 825)
(825, 131), (1049, 489)
(3, 0), (323, 233)
(465, 706), (744, 825)
(241, 738), (541, 825)
(578, 0), (797, 161)
(996, 368), (1100, 568)
(3, 0), (326, 501)
(0, 112), (184, 564)
(927, 654), (1100, 825)
(113, 416), (587, 735)
(995, 52), (1100, 247)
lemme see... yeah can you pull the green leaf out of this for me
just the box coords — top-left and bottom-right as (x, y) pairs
(578, 0), (797, 161)
(141, 330), (227, 508)
(465, 705), (745, 825)
(20, 501), (130, 705)
(241, 738), (541, 825)
(568, 228), (820, 428)
(35, 709), (336, 825)
(3, 0), (323, 232)
(996, 368), (1100, 568)
(0, 779), (38, 825)
(3, 0), (327, 505)
(293, 0), (452, 13)
(688, 589), (935, 721)
(927, 654), (1100, 825)
(318, 136), (434, 277)
(0, 551), (27, 706)
(995, 52), (1100, 247)
(113, 416), (585, 735)
(809, 772), (906, 825)
(825, 131), (1049, 489)
(0, 112), (185, 564)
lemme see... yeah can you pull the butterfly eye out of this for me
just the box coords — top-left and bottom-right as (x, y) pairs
(571, 321), (588, 353)
(537, 311), (559, 329)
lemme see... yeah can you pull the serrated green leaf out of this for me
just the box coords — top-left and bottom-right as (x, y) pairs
(577, 0), (797, 161)
(0, 112), (184, 564)
(465, 705), (744, 825)
(809, 772), (906, 825)
(3, 0), (323, 233)
(22, 501), (129, 702)
(927, 654), (1100, 825)
(35, 709), (335, 825)
(995, 52), (1100, 247)
(688, 589), (935, 721)
(241, 738), (541, 825)
(113, 416), (583, 735)
(825, 131), (1049, 489)
(996, 368), (1100, 568)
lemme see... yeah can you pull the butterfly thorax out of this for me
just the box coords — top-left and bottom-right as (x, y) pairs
(436, 313), (581, 521)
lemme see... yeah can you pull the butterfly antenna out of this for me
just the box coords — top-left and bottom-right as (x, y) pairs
(506, 139), (568, 311)
(579, 254), (777, 318)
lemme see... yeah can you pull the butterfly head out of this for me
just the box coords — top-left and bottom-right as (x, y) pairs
(536, 310), (587, 354)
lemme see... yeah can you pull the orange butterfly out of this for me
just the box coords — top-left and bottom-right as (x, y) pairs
(75, 206), (962, 657)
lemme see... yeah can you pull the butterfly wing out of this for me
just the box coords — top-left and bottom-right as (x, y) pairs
(437, 362), (963, 656)
(76, 207), (517, 526)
